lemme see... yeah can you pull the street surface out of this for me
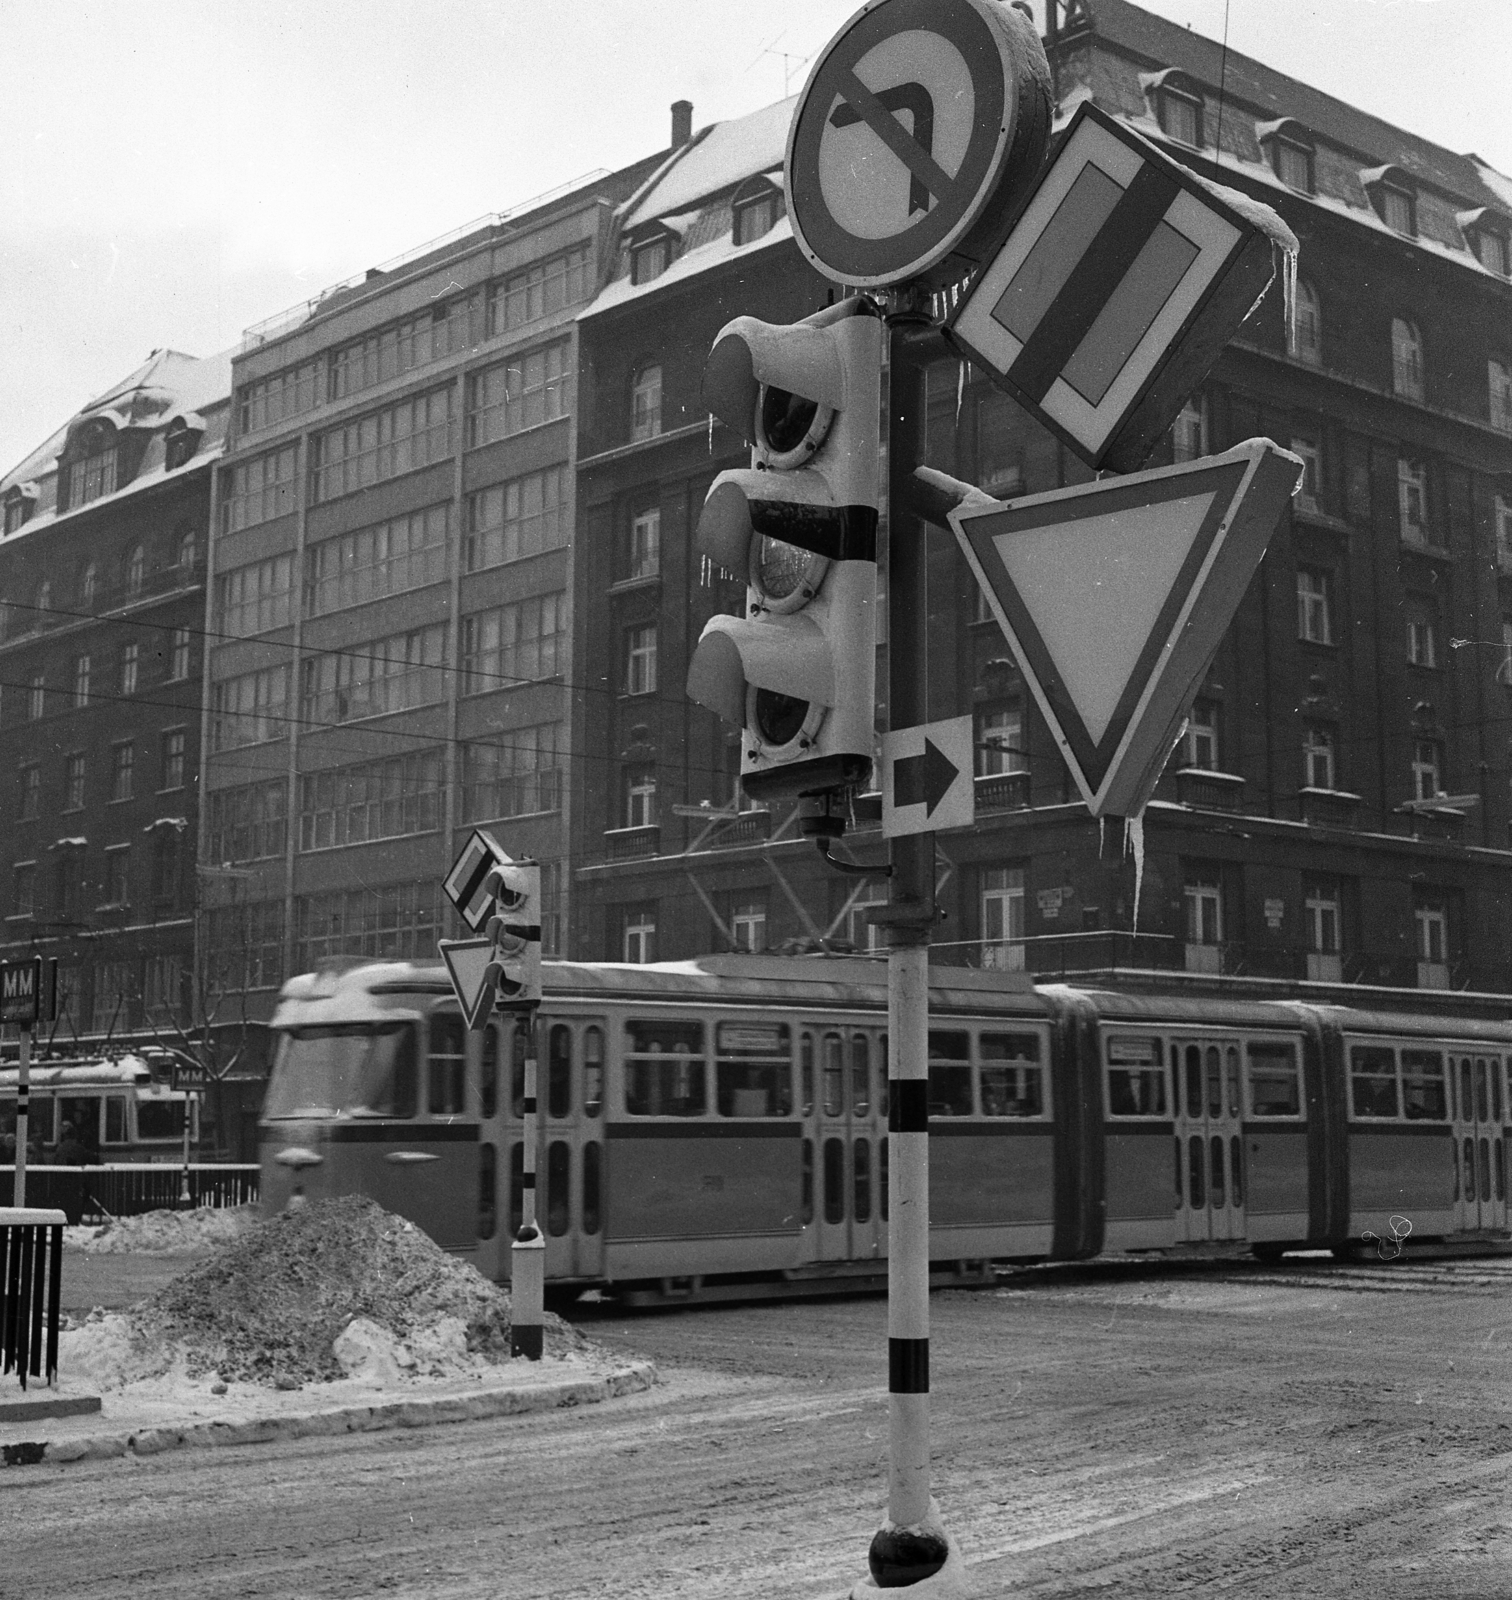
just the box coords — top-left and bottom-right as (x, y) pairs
(12, 1256), (1512, 1597)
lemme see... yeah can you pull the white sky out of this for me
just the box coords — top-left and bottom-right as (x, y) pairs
(2, 0), (1507, 479)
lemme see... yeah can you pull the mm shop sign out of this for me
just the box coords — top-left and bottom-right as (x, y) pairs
(0, 958), (41, 1026)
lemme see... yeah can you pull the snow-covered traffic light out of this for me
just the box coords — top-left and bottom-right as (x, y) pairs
(686, 296), (882, 805)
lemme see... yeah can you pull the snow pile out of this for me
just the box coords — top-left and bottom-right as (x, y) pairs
(62, 1195), (587, 1390)
(67, 1205), (260, 1255)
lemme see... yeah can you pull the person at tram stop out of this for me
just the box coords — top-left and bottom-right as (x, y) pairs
(1, 1129), (15, 1162)
(55, 1121), (89, 1167)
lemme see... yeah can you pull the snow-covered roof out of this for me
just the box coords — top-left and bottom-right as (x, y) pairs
(585, 216), (796, 321)
(622, 95), (796, 229)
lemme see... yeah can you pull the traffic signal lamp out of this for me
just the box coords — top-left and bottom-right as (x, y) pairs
(481, 859), (542, 1005)
(686, 296), (881, 806)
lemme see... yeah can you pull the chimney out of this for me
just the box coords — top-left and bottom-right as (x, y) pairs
(671, 100), (693, 149)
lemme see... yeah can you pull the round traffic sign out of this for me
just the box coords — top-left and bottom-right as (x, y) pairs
(786, 0), (1051, 292)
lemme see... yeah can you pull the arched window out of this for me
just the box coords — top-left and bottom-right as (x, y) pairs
(176, 527), (195, 570)
(1290, 280), (1322, 365)
(126, 543), (146, 595)
(1488, 359), (1512, 434)
(80, 563), (97, 610)
(1392, 317), (1424, 401)
(630, 363), (662, 443)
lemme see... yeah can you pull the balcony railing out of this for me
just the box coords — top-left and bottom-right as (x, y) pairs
(604, 824), (660, 861)
(975, 771), (1030, 813)
(1173, 768), (1245, 811)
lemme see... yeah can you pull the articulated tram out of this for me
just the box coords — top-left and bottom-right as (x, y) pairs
(258, 955), (1512, 1302)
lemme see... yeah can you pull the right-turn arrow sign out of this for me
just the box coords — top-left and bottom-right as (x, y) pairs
(883, 715), (975, 838)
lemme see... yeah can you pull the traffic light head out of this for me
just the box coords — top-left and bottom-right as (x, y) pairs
(686, 296), (881, 805)
(481, 858), (542, 1005)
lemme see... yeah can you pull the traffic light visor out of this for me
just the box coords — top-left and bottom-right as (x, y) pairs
(686, 613), (836, 727)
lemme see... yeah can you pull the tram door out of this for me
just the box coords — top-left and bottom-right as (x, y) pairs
(1449, 1052), (1506, 1233)
(539, 1017), (608, 1282)
(1174, 1038), (1247, 1242)
(811, 1027), (885, 1264)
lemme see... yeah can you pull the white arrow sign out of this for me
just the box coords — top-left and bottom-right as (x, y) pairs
(882, 715), (975, 838)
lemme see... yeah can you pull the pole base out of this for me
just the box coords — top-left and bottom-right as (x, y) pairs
(510, 1323), (543, 1361)
(852, 1502), (969, 1596)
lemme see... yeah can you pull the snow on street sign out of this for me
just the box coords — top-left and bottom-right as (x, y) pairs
(786, 0), (1050, 292)
(438, 938), (500, 1032)
(950, 440), (1301, 818)
(946, 101), (1292, 473)
(443, 828), (508, 932)
(882, 715), (975, 837)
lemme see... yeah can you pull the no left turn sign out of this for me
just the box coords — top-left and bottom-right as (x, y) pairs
(786, 0), (1051, 292)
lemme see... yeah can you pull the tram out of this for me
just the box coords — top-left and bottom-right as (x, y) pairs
(257, 955), (1512, 1301)
(0, 1055), (199, 1163)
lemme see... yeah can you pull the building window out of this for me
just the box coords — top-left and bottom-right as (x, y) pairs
(1183, 699), (1219, 769)
(1171, 393), (1207, 462)
(305, 504), (449, 615)
(301, 624), (447, 725)
(120, 642), (138, 695)
(206, 899), (286, 990)
(68, 443), (117, 508)
(467, 341), (571, 448)
(1473, 229), (1510, 277)
(222, 444), (298, 532)
(461, 726), (564, 820)
(329, 296), (479, 401)
(1305, 880), (1341, 955)
(847, 882), (889, 953)
(311, 385), (455, 502)
(462, 594), (567, 692)
(27, 675), (45, 721)
(464, 472), (566, 573)
(1489, 361), (1512, 434)
(236, 360), (321, 437)
(175, 527), (195, 571)
(1291, 436), (1321, 513)
(1184, 874), (1223, 946)
(12, 862), (35, 918)
(977, 705), (1026, 776)
(1415, 898), (1448, 964)
(160, 728), (186, 791)
(1412, 738), (1443, 801)
(35, 579), (50, 617)
(1498, 497), (1512, 572)
(64, 752), (86, 811)
(975, 388), (1023, 495)
(630, 235), (670, 286)
(625, 625), (658, 695)
(1297, 568), (1332, 644)
(733, 189), (777, 246)
(730, 897), (768, 953)
(1391, 318), (1424, 401)
(629, 507), (661, 578)
(205, 779), (287, 864)
(1273, 139), (1313, 194)
(125, 544), (146, 596)
(217, 552), (297, 636)
(18, 764), (39, 822)
(80, 563), (97, 610)
(72, 654), (91, 708)
(168, 626), (191, 681)
(624, 766), (658, 829)
(1303, 725), (1337, 790)
(297, 750), (444, 852)
(1406, 604), (1438, 668)
(981, 866), (1025, 971)
(209, 665), (291, 750)
(1158, 91), (1202, 148)
(630, 363), (663, 443)
(491, 245), (591, 335)
(1379, 185), (1415, 237)
(622, 907), (657, 964)
(294, 881), (441, 969)
(165, 424), (199, 473)
(103, 847), (129, 908)
(1398, 458), (1430, 546)
(1291, 280), (1322, 365)
(109, 742), (134, 803)
(4, 496), (29, 535)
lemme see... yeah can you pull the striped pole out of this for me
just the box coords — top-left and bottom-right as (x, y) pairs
(510, 1004), (545, 1360)
(13, 1024), (31, 1209)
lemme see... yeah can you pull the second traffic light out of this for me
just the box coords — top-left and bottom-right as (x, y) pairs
(686, 296), (881, 805)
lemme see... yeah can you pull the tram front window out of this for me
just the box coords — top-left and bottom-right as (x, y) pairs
(265, 1023), (418, 1118)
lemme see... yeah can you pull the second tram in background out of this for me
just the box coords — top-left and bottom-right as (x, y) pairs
(258, 955), (1512, 1303)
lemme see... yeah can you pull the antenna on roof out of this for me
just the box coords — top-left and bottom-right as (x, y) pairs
(747, 32), (813, 98)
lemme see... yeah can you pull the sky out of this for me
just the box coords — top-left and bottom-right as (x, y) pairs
(2, 0), (1508, 478)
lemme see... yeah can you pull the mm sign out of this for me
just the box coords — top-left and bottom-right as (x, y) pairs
(0, 958), (41, 1027)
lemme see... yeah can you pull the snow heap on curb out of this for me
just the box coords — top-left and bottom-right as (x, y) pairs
(63, 1195), (588, 1390)
(67, 1205), (260, 1256)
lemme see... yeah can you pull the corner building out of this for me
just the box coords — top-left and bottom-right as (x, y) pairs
(204, 154), (666, 1019)
(570, 0), (1512, 996)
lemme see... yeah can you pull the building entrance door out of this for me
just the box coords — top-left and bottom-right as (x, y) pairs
(1174, 1038), (1247, 1243)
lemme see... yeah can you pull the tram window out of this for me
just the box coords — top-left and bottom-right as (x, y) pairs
(60, 1096), (100, 1147)
(1494, 1062), (1504, 1124)
(624, 1020), (706, 1116)
(267, 1022), (420, 1120)
(1498, 1139), (1506, 1204)
(851, 1035), (870, 1116)
(800, 1033), (815, 1117)
(822, 1033), (845, 1116)
(980, 1033), (1043, 1117)
(928, 1032), (972, 1117)
(548, 1025), (572, 1119)
(879, 1034), (889, 1118)
(1225, 1046), (1241, 1118)
(1188, 1135), (1204, 1208)
(428, 1012), (467, 1115)
(715, 1022), (792, 1118)
(1174, 1138), (1183, 1206)
(1464, 1138), (1477, 1203)
(104, 1095), (128, 1145)
(1231, 1135), (1243, 1207)
(1481, 1138), (1493, 1202)
(138, 1097), (187, 1142)
(1477, 1061), (1491, 1124)
(583, 1026), (604, 1118)
(511, 1027), (527, 1116)
(1401, 1050), (1447, 1121)
(1210, 1134), (1225, 1202)
(546, 1141), (571, 1236)
(479, 1142), (497, 1241)
(1247, 1042), (1301, 1118)
(1185, 1046), (1202, 1121)
(1452, 1141), (1460, 1203)
(880, 1136), (889, 1222)
(1106, 1036), (1167, 1118)
(1205, 1047), (1223, 1118)
(823, 1137), (845, 1225)
(802, 1138), (814, 1226)
(854, 1137), (871, 1223)
(582, 1141), (602, 1235)
(481, 1026), (500, 1120)
(509, 1142), (523, 1237)
(1349, 1046), (1399, 1119)
(1461, 1060), (1473, 1125)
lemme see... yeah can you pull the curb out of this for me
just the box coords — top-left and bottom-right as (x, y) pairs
(1, 1361), (657, 1469)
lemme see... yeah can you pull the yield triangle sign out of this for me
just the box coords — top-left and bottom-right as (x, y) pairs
(438, 938), (499, 1031)
(950, 439), (1300, 816)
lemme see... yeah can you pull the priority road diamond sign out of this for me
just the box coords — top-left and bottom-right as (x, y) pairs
(946, 101), (1290, 473)
(950, 440), (1302, 818)
(443, 828), (509, 932)
(786, 0), (1050, 292)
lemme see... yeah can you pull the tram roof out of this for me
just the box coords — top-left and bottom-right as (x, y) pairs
(0, 1056), (153, 1089)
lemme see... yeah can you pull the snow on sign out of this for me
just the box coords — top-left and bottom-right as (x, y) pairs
(950, 440), (1302, 818)
(785, 0), (1051, 292)
(946, 101), (1296, 473)
(882, 715), (974, 838)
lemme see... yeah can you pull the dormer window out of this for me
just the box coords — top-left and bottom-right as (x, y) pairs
(164, 416), (203, 471)
(2, 484), (37, 535)
(732, 177), (781, 247)
(1459, 209), (1511, 276)
(1257, 119), (1315, 195)
(631, 232), (671, 286)
(1142, 70), (1204, 149)
(1362, 166), (1416, 236)
(67, 428), (117, 509)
